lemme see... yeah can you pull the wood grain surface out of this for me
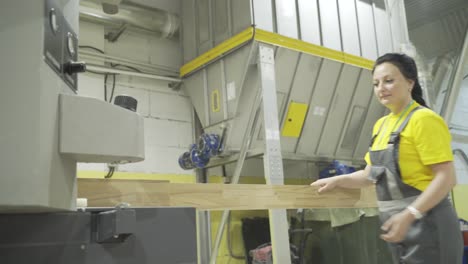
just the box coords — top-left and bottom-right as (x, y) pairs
(78, 179), (377, 210)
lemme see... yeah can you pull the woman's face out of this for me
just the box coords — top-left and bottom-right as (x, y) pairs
(373, 62), (414, 112)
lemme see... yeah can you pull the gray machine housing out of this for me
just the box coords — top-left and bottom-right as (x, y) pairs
(0, 0), (144, 212)
(0, 2), (195, 263)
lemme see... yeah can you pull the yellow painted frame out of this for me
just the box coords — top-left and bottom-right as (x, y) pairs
(453, 185), (468, 220)
(180, 26), (374, 77)
(180, 27), (255, 77)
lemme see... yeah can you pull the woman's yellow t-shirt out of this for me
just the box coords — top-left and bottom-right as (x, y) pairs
(364, 102), (453, 191)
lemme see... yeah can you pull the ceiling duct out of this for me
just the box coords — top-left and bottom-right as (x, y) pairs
(79, 0), (179, 39)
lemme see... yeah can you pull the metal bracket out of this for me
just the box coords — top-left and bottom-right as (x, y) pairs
(105, 23), (129, 43)
(44, 0), (83, 92)
(94, 208), (136, 243)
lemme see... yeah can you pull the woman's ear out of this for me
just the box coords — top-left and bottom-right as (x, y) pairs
(407, 79), (415, 92)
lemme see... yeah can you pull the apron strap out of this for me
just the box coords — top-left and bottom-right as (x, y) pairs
(369, 117), (388, 147)
(388, 106), (422, 145)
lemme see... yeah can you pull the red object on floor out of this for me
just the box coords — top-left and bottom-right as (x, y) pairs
(464, 231), (468, 246)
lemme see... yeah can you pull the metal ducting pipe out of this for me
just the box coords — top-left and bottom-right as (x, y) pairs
(79, 0), (179, 39)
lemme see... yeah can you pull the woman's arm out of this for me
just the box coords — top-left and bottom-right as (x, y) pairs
(408, 161), (457, 215)
(380, 161), (457, 243)
(310, 165), (373, 193)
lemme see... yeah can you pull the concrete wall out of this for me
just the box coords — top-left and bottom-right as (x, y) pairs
(77, 13), (194, 175)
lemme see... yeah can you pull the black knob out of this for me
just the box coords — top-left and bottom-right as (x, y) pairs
(114, 95), (138, 112)
(64, 61), (86, 75)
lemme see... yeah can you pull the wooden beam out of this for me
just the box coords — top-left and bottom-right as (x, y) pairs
(78, 179), (377, 210)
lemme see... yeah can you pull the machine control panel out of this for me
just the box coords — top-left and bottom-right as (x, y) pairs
(44, 0), (85, 92)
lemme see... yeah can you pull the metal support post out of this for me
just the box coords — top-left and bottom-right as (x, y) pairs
(197, 210), (212, 263)
(257, 43), (292, 264)
(209, 43), (262, 264)
(196, 167), (211, 264)
(193, 109), (212, 264)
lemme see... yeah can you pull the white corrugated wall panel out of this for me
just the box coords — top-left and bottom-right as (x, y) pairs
(252, 0), (274, 32)
(356, 0), (378, 60)
(373, 0), (394, 55)
(182, 1), (196, 63)
(213, 0), (231, 45)
(275, 0), (298, 39)
(231, 0), (252, 35)
(318, 0), (342, 51)
(338, 0), (361, 56)
(196, 0), (212, 54)
(387, 0), (409, 51)
(297, 0), (321, 45)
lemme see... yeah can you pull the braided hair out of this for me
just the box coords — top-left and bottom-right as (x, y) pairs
(372, 53), (428, 107)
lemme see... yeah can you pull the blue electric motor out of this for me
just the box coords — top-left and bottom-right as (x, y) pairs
(319, 160), (356, 179)
(178, 144), (197, 170)
(178, 133), (223, 170)
(198, 133), (222, 156)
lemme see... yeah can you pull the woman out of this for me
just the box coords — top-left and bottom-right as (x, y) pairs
(311, 53), (463, 264)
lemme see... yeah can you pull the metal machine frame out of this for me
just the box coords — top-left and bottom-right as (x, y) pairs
(0, 207), (197, 264)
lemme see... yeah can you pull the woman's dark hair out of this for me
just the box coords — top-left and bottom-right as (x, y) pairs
(372, 53), (428, 107)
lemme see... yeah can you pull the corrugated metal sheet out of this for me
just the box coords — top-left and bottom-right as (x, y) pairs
(405, 0), (467, 29)
(405, 0), (468, 59)
(408, 6), (468, 59)
(182, 0), (408, 62)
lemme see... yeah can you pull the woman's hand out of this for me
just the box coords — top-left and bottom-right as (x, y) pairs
(310, 167), (372, 193)
(310, 177), (341, 193)
(380, 209), (416, 243)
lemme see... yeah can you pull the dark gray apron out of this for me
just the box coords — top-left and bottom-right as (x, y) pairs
(368, 107), (463, 264)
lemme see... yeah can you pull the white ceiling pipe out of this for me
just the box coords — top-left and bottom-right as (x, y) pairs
(79, 0), (179, 39)
(79, 50), (178, 74)
(86, 64), (182, 82)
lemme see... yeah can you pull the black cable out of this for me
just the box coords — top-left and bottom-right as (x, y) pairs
(86, 70), (107, 75)
(222, 165), (228, 180)
(79, 45), (105, 54)
(79, 45), (174, 103)
(79, 45), (173, 76)
(104, 73), (117, 103)
(104, 74), (108, 101)
(79, 46), (142, 73)
(112, 63), (142, 73)
(104, 167), (115, 178)
(79, 45), (112, 101)
(109, 73), (116, 103)
(78, 46), (107, 75)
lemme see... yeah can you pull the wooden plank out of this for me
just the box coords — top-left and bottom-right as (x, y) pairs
(78, 179), (377, 210)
